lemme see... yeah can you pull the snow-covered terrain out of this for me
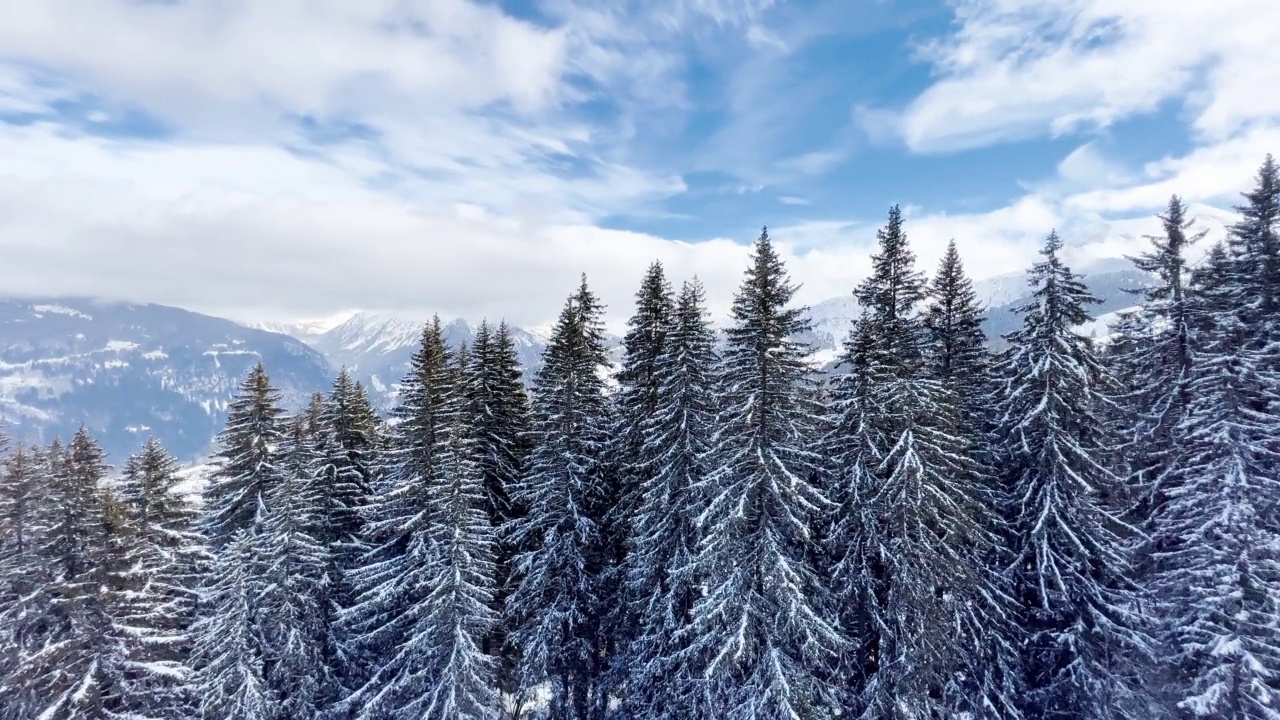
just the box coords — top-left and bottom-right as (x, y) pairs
(0, 250), (1172, 463)
(0, 297), (331, 462)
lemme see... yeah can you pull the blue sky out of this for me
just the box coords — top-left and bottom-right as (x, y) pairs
(0, 0), (1275, 327)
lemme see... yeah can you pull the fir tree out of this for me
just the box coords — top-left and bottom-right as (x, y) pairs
(467, 319), (532, 691)
(828, 211), (1009, 718)
(406, 345), (501, 719)
(1113, 196), (1202, 516)
(202, 363), (286, 550)
(625, 278), (718, 720)
(191, 525), (275, 720)
(0, 442), (48, 720)
(10, 428), (127, 718)
(998, 231), (1149, 719)
(311, 368), (379, 695)
(686, 228), (842, 720)
(505, 277), (616, 720)
(114, 438), (206, 718)
(608, 260), (675, 699)
(925, 239), (994, 418)
(1228, 154), (1280, 340)
(255, 417), (334, 720)
(340, 317), (458, 718)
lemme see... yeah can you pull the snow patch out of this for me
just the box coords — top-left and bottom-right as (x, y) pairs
(104, 340), (139, 352)
(32, 304), (92, 320)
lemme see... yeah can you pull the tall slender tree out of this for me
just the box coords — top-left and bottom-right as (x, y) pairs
(191, 523), (274, 720)
(625, 278), (718, 720)
(114, 438), (206, 718)
(341, 318), (460, 718)
(608, 260), (676, 700)
(467, 319), (532, 692)
(202, 363), (286, 550)
(311, 369), (379, 695)
(407, 345), (501, 719)
(828, 210), (1007, 718)
(505, 277), (616, 720)
(998, 231), (1150, 719)
(686, 228), (842, 720)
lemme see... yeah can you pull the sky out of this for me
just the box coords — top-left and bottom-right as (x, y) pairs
(0, 0), (1276, 330)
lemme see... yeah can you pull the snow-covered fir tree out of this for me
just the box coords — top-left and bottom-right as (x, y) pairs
(925, 239), (996, 423)
(401, 344), (501, 719)
(608, 260), (676, 701)
(685, 228), (842, 720)
(341, 317), (471, 719)
(998, 231), (1150, 719)
(113, 438), (206, 718)
(827, 209), (1008, 718)
(624, 277), (718, 720)
(467, 319), (532, 691)
(191, 524), (274, 720)
(202, 363), (287, 550)
(257, 417), (334, 719)
(9, 428), (128, 718)
(1144, 162), (1280, 719)
(311, 368), (379, 694)
(505, 277), (617, 720)
(1110, 196), (1202, 520)
(0, 442), (48, 720)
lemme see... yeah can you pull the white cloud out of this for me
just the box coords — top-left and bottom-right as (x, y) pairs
(903, 0), (1280, 153)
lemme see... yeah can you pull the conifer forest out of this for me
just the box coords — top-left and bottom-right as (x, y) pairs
(7, 154), (1280, 720)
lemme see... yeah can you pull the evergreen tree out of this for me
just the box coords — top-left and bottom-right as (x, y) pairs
(625, 278), (718, 720)
(406, 345), (501, 719)
(608, 260), (675, 699)
(1228, 154), (1280, 343)
(505, 277), (616, 720)
(998, 231), (1149, 719)
(925, 239), (994, 419)
(311, 368), (379, 695)
(114, 438), (206, 718)
(202, 363), (286, 550)
(828, 210), (1008, 718)
(191, 524), (274, 720)
(256, 417), (333, 720)
(686, 228), (842, 720)
(0, 442), (49, 720)
(341, 317), (457, 718)
(467, 319), (532, 691)
(10, 428), (127, 718)
(1113, 196), (1202, 517)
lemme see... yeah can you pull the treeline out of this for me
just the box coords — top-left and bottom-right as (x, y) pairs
(1, 155), (1278, 719)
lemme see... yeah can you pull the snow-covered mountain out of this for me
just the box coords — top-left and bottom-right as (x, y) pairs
(0, 297), (332, 462)
(278, 312), (559, 407)
(0, 249), (1178, 463)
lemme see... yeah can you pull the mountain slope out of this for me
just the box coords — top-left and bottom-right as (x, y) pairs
(0, 297), (331, 462)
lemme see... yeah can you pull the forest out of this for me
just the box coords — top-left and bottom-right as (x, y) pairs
(1, 155), (1279, 720)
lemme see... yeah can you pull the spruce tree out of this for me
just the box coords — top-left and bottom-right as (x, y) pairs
(625, 278), (718, 720)
(341, 317), (457, 718)
(608, 260), (675, 699)
(406, 345), (501, 719)
(828, 210), (1008, 717)
(11, 428), (127, 718)
(998, 231), (1149, 719)
(202, 363), (286, 550)
(686, 228), (842, 720)
(114, 438), (206, 718)
(1228, 154), (1280, 343)
(467, 319), (532, 690)
(311, 368), (379, 694)
(505, 277), (616, 720)
(925, 239), (994, 418)
(191, 524), (274, 720)
(0, 442), (48, 720)
(257, 417), (333, 720)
